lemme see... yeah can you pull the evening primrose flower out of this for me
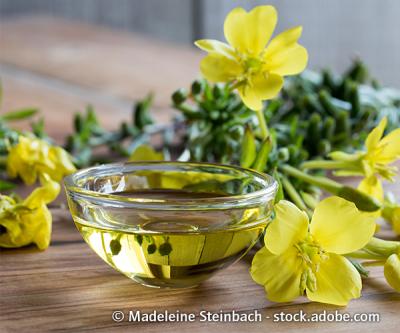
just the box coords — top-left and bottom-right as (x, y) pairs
(329, 117), (400, 181)
(195, 5), (308, 110)
(251, 197), (375, 305)
(0, 176), (60, 250)
(7, 135), (75, 185)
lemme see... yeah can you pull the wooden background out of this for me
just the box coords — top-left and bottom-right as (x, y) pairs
(1, 0), (400, 86)
(0, 16), (400, 333)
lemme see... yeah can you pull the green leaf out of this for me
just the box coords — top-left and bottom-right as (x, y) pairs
(1, 108), (38, 121)
(252, 137), (272, 172)
(134, 94), (154, 130)
(0, 179), (16, 191)
(240, 126), (256, 168)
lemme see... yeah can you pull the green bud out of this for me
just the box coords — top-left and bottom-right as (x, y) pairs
(318, 90), (339, 117)
(346, 59), (369, 83)
(337, 186), (381, 212)
(322, 117), (336, 141)
(253, 137), (272, 172)
(191, 80), (204, 95)
(240, 126), (256, 168)
(335, 110), (350, 138)
(134, 95), (154, 130)
(349, 83), (361, 118)
(277, 147), (290, 162)
(74, 114), (83, 132)
(213, 85), (224, 99)
(317, 139), (331, 156)
(172, 89), (187, 105)
(322, 69), (337, 91)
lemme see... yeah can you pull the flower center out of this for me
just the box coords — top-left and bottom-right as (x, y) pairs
(296, 236), (328, 293)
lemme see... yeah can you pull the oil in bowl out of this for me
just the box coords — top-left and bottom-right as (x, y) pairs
(64, 162), (277, 288)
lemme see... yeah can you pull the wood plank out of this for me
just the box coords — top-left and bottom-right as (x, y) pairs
(0, 65), (173, 142)
(0, 16), (202, 108)
(1, 16), (400, 333)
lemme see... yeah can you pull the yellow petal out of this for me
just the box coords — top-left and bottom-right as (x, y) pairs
(307, 253), (361, 306)
(29, 203), (52, 250)
(376, 128), (400, 163)
(129, 144), (164, 162)
(358, 176), (384, 203)
(264, 200), (308, 255)
(194, 39), (237, 60)
(264, 26), (308, 76)
(199, 53), (242, 83)
(238, 72), (283, 110)
(24, 178), (60, 208)
(366, 117), (387, 153)
(310, 196), (375, 254)
(384, 253), (400, 292)
(250, 246), (303, 302)
(224, 6), (277, 55)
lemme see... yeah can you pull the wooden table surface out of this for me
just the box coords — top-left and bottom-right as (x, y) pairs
(1, 17), (399, 333)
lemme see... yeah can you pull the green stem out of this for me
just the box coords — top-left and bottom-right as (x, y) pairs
(347, 250), (387, 260)
(362, 260), (386, 267)
(364, 237), (400, 257)
(280, 164), (341, 194)
(301, 160), (357, 171)
(256, 108), (269, 140)
(281, 175), (309, 213)
(280, 164), (381, 212)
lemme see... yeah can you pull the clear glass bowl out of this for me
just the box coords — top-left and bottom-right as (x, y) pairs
(64, 162), (277, 288)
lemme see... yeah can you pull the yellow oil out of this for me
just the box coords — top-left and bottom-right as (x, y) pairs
(73, 190), (267, 288)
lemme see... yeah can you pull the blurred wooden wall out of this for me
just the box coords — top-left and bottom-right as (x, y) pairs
(1, 0), (399, 86)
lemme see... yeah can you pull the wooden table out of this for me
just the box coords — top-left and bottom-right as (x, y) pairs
(1, 17), (399, 333)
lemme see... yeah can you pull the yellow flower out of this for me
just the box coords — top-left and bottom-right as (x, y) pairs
(384, 253), (400, 292)
(195, 5), (308, 110)
(330, 117), (400, 181)
(129, 144), (164, 162)
(7, 135), (76, 185)
(0, 176), (60, 250)
(251, 197), (375, 305)
(357, 176), (400, 234)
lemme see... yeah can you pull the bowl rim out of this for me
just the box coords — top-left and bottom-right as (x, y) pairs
(63, 161), (278, 211)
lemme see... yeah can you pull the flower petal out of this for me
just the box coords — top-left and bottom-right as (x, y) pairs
(194, 39), (237, 60)
(238, 72), (283, 110)
(250, 246), (303, 302)
(224, 6), (277, 55)
(264, 26), (308, 76)
(307, 253), (361, 306)
(129, 144), (164, 162)
(24, 178), (60, 208)
(376, 128), (400, 163)
(358, 176), (384, 203)
(264, 200), (308, 255)
(310, 196), (375, 254)
(366, 117), (387, 153)
(384, 254), (400, 292)
(199, 53), (242, 83)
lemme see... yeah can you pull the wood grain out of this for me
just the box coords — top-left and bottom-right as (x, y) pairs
(0, 17), (399, 333)
(0, 16), (202, 107)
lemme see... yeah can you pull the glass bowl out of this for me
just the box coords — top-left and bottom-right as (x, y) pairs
(64, 162), (277, 288)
